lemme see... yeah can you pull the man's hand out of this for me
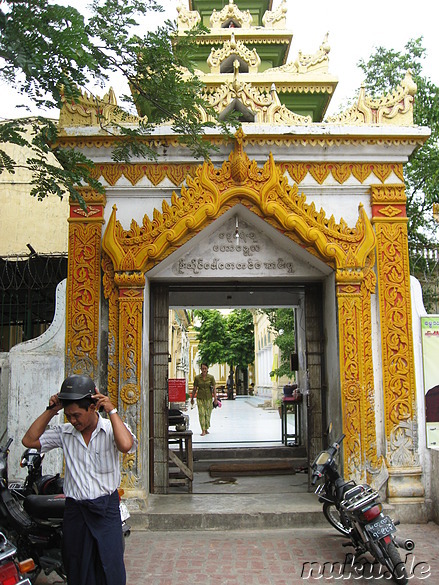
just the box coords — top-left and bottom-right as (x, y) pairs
(91, 391), (115, 414)
(47, 393), (63, 412)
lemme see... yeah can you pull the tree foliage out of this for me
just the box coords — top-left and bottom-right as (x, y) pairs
(0, 0), (236, 207)
(223, 309), (254, 369)
(193, 309), (254, 370)
(193, 310), (228, 368)
(357, 38), (439, 249)
(262, 308), (296, 379)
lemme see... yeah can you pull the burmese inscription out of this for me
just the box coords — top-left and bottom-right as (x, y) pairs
(166, 215), (323, 279)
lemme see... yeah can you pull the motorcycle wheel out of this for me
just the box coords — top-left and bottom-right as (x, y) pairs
(322, 502), (350, 536)
(377, 540), (408, 584)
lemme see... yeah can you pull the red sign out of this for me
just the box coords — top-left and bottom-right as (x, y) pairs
(168, 378), (186, 402)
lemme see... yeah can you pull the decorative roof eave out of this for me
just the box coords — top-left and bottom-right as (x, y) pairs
(201, 74), (338, 95)
(188, 0), (274, 8)
(190, 31), (293, 45)
(56, 123), (430, 161)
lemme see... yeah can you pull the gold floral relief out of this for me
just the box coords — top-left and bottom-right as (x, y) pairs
(336, 284), (365, 480)
(66, 220), (103, 377)
(117, 277), (145, 489)
(372, 185), (418, 466)
(102, 252), (119, 406)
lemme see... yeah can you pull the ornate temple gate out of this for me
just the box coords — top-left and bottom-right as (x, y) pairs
(63, 132), (424, 511)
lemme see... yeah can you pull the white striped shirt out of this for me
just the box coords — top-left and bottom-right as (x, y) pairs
(39, 415), (137, 501)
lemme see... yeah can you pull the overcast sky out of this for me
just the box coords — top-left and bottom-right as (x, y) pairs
(0, 0), (437, 119)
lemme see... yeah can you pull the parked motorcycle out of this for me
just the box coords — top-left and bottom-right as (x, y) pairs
(8, 449), (63, 500)
(0, 439), (66, 583)
(311, 433), (412, 584)
(0, 530), (35, 585)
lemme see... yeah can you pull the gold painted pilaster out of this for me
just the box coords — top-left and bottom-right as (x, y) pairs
(336, 269), (380, 483)
(66, 189), (105, 377)
(114, 271), (145, 491)
(371, 183), (424, 504)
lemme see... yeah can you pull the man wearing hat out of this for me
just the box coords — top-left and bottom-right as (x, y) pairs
(22, 374), (137, 585)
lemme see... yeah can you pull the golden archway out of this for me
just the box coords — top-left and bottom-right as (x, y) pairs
(98, 129), (383, 488)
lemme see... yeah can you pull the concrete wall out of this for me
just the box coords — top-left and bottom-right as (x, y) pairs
(7, 280), (66, 480)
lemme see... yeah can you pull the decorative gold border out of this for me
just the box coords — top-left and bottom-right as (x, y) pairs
(372, 185), (419, 470)
(66, 188), (105, 377)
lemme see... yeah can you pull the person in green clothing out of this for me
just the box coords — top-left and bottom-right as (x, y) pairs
(191, 363), (218, 436)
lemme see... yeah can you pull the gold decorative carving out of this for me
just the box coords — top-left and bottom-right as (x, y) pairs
(265, 34), (330, 75)
(102, 252), (119, 406)
(262, 0), (287, 29)
(335, 261), (384, 486)
(102, 130), (375, 277)
(117, 273), (145, 489)
(327, 71), (417, 126)
(90, 163), (198, 187)
(59, 87), (141, 128)
(120, 383), (141, 405)
(372, 185), (419, 469)
(85, 161), (404, 189)
(282, 163), (404, 186)
(177, 2), (201, 32)
(201, 72), (312, 124)
(66, 206), (104, 377)
(207, 34), (261, 74)
(210, 1), (253, 29)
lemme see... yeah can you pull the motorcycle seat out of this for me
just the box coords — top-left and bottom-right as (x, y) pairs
(23, 494), (65, 520)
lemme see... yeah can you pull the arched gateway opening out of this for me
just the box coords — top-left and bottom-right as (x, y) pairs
(95, 133), (379, 495)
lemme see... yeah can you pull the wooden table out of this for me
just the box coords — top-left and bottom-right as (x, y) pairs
(168, 430), (194, 493)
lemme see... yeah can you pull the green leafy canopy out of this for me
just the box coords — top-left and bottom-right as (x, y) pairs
(0, 0), (238, 208)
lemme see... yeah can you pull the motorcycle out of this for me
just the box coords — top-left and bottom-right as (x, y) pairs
(0, 530), (35, 585)
(0, 439), (66, 583)
(311, 433), (412, 584)
(9, 449), (63, 499)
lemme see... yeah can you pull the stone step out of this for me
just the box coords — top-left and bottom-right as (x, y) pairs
(129, 493), (326, 531)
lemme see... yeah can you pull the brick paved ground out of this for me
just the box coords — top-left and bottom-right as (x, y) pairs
(36, 522), (439, 584)
(123, 524), (439, 585)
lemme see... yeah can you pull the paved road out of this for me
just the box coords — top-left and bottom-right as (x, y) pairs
(36, 522), (439, 584)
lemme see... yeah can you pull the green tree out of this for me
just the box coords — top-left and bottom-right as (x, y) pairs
(224, 309), (254, 370)
(193, 309), (227, 367)
(263, 308), (296, 379)
(357, 38), (439, 249)
(0, 0), (234, 207)
(194, 309), (254, 391)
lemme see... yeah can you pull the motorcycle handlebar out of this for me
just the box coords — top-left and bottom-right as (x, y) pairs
(2, 438), (13, 452)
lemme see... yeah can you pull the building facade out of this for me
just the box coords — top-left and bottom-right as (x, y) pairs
(5, 0), (432, 520)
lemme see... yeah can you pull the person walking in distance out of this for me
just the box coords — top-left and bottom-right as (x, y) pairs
(191, 363), (218, 436)
(22, 374), (137, 585)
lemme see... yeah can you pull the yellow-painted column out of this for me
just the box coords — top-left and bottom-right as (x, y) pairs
(114, 271), (145, 494)
(336, 270), (378, 483)
(66, 189), (105, 377)
(371, 183), (424, 510)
